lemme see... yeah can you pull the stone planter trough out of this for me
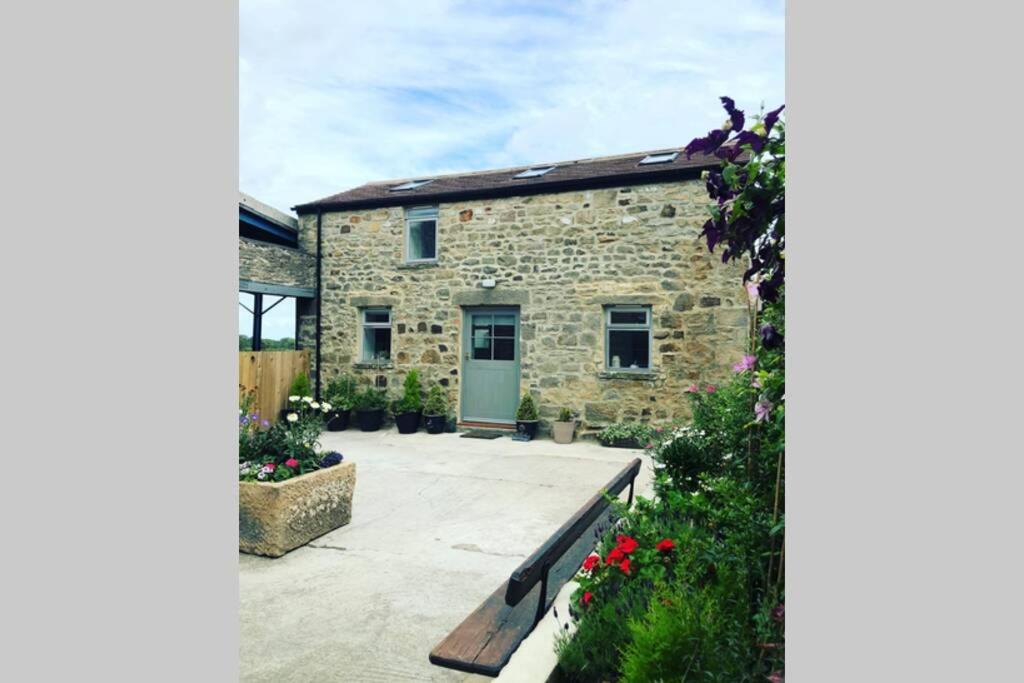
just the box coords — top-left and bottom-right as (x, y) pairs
(239, 461), (356, 558)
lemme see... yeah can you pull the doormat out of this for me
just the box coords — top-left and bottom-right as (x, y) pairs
(459, 430), (507, 439)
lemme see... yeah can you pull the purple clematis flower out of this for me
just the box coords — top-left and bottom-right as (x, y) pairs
(754, 399), (773, 423)
(764, 104), (785, 134)
(684, 129), (728, 159)
(760, 323), (783, 350)
(720, 96), (745, 132)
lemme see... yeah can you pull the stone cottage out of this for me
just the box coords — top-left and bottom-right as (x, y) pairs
(291, 149), (750, 433)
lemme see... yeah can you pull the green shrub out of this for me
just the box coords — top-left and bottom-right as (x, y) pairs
(423, 384), (448, 417)
(354, 387), (388, 411)
(651, 425), (724, 494)
(515, 394), (539, 421)
(324, 374), (358, 410)
(392, 370), (423, 414)
(557, 407), (573, 422)
(288, 371), (312, 398)
(597, 422), (654, 447)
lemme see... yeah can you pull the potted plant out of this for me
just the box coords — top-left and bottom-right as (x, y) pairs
(597, 422), (655, 449)
(324, 374), (357, 431)
(423, 384), (449, 434)
(392, 370), (423, 434)
(239, 407), (356, 557)
(515, 394), (540, 440)
(552, 407), (576, 444)
(354, 387), (388, 432)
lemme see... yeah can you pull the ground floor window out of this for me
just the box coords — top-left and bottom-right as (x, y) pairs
(361, 308), (392, 362)
(605, 305), (651, 370)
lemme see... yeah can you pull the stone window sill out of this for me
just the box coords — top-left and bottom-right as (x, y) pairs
(353, 361), (394, 370)
(598, 370), (660, 381)
(397, 261), (439, 270)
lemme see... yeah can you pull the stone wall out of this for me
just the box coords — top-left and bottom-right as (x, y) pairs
(298, 179), (749, 433)
(239, 237), (315, 290)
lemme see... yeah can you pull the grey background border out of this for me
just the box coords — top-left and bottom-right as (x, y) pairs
(1, 1), (238, 680)
(2, 1), (1022, 680)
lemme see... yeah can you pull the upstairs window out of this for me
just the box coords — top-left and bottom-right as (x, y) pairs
(361, 308), (392, 362)
(513, 166), (556, 179)
(638, 151), (679, 165)
(390, 179), (434, 191)
(606, 306), (651, 370)
(405, 205), (438, 262)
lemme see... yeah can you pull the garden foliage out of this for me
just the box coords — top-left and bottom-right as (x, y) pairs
(515, 393), (539, 421)
(238, 394), (342, 483)
(556, 97), (784, 682)
(392, 370), (423, 415)
(423, 384), (449, 417)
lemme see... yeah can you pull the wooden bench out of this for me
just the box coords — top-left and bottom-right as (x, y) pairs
(429, 458), (643, 678)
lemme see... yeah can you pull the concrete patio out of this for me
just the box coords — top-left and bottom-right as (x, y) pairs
(239, 428), (653, 682)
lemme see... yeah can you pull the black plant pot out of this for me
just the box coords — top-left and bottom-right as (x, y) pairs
(395, 410), (421, 434)
(326, 409), (350, 431)
(600, 437), (642, 449)
(424, 414), (446, 434)
(516, 420), (539, 440)
(356, 408), (384, 432)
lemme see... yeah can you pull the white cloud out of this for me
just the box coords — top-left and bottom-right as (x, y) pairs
(240, 0), (784, 213)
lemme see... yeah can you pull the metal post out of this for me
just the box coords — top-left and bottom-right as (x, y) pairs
(534, 562), (551, 626)
(627, 477), (635, 506)
(252, 293), (263, 351)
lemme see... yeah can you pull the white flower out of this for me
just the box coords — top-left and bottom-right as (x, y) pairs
(288, 395), (300, 402)
(287, 413), (298, 423)
(321, 402), (332, 412)
(302, 396), (313, 403)
(239, 408), (243, 415)
(257, 471), (266, 481)
(310, 402), (320, 410)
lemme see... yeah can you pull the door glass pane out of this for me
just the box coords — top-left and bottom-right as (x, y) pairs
(609, 310), (647, 326)
(408, 220), (436, 260)
(364, 309), (389, 324)
(493, 337), (514, 361)
(472, 315), (491, 359)
(608, 329), (649, 369)
(493, 314), (515, 338)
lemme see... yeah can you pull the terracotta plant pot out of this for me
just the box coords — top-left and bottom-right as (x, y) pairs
(424, 414), (446, 434)
(516, 420), (539, 440)
(326, 409), (350, 431)
(552, 420), (576, 444)
(356, 408), (384, 432)
(395, 410), (421, 434)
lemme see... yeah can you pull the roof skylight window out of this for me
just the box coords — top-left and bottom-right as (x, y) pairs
(389, 179), (434, 191)
(638, 152), (679, 165)
(513, 166), (556, 179)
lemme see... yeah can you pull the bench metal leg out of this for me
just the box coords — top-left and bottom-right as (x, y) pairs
(534, 562), (551, 626)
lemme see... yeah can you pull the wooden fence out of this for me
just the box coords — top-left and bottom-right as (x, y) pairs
(239, 350), (310, 423)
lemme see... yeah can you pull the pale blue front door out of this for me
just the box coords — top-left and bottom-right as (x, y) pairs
(461, 308), (520, 424)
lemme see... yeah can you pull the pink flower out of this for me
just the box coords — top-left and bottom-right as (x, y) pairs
(732, 355), (756, 373)
(755, 399), (773, 423)
(264, 462), (276, 472)
(644, 442), (654, 449)
(751, 376), (762, 388)
(745, 280), (760, 302)
(706, 385), (716, 393)
(684, 384), (698, 393)
(284, 458), (299, 468)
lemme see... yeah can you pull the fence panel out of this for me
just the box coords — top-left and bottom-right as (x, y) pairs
(239, 350), (310, 423)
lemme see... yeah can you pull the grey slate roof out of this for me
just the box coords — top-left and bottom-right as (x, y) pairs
(293, 147), (723, 214)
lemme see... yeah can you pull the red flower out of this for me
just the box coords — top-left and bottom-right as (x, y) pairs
(605, 547), (625, 565)
(581, 591), (593, 606)
(619, 558), (632, 575)
(582, 554), (599, 572)
(616, 535), (639, 554)
(656, 538), (675, 552)
(284, 458), (299, 468)
(264, 462), (276, 472)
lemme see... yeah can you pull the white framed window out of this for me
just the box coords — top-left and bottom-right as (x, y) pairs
(361, 308), (392, 362)
(405, 205), (438, 263)
(638, 151), (679, 165)
(605, 305), (652, 370)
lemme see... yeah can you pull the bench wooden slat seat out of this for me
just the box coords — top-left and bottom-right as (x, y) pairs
(429, 458), (642, 677)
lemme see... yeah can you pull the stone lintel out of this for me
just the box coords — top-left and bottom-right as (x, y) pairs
(453, 289), (530, 306)
(588, 295), (664, 306)
(349, 295), (399, 308)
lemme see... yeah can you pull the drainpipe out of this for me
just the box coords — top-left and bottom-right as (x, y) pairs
(315, 210), (323, 400)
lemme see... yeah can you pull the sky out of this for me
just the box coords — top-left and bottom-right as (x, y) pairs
(240, 0), (785, 215)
